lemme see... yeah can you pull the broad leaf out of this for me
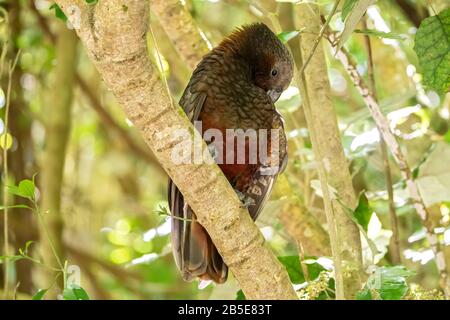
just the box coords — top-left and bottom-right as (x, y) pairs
(341, 0), (358, 21)
(63, 285), (90, 300)
(357, 266), (414, 300)
(49, 3), (67, 22)
(356, 287), (372, 300)
(9, 179), (36, 200)
(278, 256), (304, 283)
(32, 289), (48, 300)
(445, 129), (450, 143)
(277, 30), (300, 43)
(353, 193), (372, 232)
(414, 8), (450, 93)
(235, 290), (246, 300)
(277, 256), (327, 284)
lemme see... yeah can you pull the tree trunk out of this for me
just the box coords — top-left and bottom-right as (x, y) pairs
(294, 3), (364, 299)
(39, 23), (78, 298)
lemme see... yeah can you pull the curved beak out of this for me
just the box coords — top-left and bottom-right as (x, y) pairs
(267, 88), (283, 102)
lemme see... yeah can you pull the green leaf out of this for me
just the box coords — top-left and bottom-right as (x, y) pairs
(235, 290), (246, 300)
(63, 285), (90, 300)
(7, 179), (36, 201)
(32, 289), (48, 300)
(277, 256), (327, 284)
(353, 29), (406, 40)
(277, 30), (300, 43)
(85, 0), (98, 4)
(353, 193), (373, 232)
(49, 3), (67, 22)
(337, 0), (377, 52)
(278, 256), (304, 283)
(414, 8), (450, 93)
(356, 288), (373, 300)
(19, 179), (35, 199)
(341, 0), (358, 21)
(358, 266), (414, 300)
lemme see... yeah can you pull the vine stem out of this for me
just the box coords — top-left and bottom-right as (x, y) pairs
(34, 203), (64, 271)
(298, 0), (341, 76)
(362, 17), (401, 265)
(2, 51), (20, 300)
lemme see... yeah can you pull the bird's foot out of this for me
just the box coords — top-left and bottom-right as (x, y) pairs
(207, 143), (219, 161)
(234, 189), (256, 209)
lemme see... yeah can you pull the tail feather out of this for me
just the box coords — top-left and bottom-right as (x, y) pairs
(169, 180), (228, 283)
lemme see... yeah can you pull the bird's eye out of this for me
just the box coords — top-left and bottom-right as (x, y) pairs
(271, 69), (278, 77)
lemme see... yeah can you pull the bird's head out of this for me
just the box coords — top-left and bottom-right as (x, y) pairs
(219, 23), (294, 102)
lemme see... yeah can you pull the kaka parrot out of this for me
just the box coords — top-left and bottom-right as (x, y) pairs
(169, 23), (294, 284)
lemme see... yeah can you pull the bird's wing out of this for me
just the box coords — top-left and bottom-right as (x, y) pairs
(246, 112), (288, 221)
(169, 66), (228, 283)
(179, 65), (208, 122)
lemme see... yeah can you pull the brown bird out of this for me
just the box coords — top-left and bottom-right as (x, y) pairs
(169, 23), (294, 283)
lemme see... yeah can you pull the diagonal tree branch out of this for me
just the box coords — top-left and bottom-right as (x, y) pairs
(54, 0), (297, 300)
(362, 17), (401, 265)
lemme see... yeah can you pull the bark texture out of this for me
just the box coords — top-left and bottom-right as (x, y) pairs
(151, 0), (210, 70)
(54, 0), (297, 300)
(278, 200), (331, 257)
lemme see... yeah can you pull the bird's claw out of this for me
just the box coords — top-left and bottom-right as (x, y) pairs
(207, 143), (219, 161)
(234, 189), (256, 208)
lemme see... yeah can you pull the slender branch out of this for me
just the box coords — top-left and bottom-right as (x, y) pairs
(328, 31), (450, 298)
(277, 198), (331, 257)
(362, 17), (401, 265)
(298, 0), (341, 76)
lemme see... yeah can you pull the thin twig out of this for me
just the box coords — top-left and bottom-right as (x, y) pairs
(298, 0), (341, 75)
(362, 17), (401, 265)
